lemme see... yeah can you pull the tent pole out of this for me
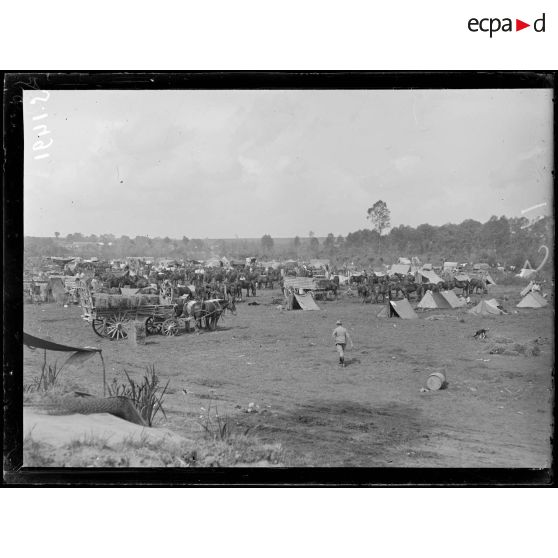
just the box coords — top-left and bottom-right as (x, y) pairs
(99, 351), (106, 397)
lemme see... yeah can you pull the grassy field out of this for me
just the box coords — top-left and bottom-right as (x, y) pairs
(23, 284), (553, 467)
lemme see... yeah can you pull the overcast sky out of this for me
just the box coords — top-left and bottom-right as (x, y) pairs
(24, 88), (552, 239)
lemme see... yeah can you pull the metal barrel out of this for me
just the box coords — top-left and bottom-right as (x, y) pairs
(426, 371), (447, 391)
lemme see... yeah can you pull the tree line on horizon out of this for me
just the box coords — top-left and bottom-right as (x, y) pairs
(25, 211), (552, 271)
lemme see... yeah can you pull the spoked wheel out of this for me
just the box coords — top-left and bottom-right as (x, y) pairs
(162, 318), (180, 336)
(92, 318), (107, 337)
(145, 316), (162, 336)
(104, 312), (131, 340)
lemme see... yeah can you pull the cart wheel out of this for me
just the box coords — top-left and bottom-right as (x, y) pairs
(92, 318), (107, 337)
(145, 316), (162, 336)
(162, 318), (179, 336)
(104, 312), (131, 340)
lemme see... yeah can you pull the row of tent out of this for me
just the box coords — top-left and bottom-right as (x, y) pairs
(376, 290), (466, 320)
(376, 290), (548, 320)
(386, 266), (497, 286)
(284, 288), (548, 315)
(418, 289), (547, 314)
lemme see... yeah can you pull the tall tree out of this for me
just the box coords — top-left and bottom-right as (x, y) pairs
(367, 200), (391, 251)
(293, 236), (301, 258)
(310, 236), (320, 257)
(323, 233), (336, 257)
(261, 234), (274, 254)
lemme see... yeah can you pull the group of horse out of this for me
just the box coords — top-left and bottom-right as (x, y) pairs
(351, 273), (488, 303)
(94, 267), (282, 300)
(173, 296), (237, 331)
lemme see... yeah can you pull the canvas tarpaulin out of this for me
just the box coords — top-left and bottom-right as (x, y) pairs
(291, 292), (320, 310)
(24, 333), (106, 393)
(416, 269), (443, 284)
(120, 287), (141, 296)
(24, 333), (100, 353)
(283, 277), (317, 291)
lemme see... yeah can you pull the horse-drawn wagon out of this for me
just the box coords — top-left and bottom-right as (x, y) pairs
(76, 281), (191, 339)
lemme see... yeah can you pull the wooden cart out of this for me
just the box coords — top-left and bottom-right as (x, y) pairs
(76, 281), (191, 340)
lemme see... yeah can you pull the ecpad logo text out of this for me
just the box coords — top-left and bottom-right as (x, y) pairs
(468, 13), (545, 37)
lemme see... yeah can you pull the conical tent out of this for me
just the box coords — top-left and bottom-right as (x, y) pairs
(439, 290), (466, 308)
(391, 299), (418, 319)
(290, 292), (320, 310)
(417, 291), (451, 309)
(517, 292), (548, 308)
(468, 300), (503, 315)
(378, 298), (418, 319)
(484, 274), (496, 285)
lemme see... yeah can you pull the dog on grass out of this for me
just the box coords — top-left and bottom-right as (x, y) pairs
(473, 328), (489, 340)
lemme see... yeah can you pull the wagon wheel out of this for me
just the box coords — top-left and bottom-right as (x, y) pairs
(161, 318), (180, 336)
(91, 317), (107, 337)
(104, 312), (131, 340)
(145, 316), (162, 336)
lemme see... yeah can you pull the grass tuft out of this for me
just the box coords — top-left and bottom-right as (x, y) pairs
(107, 364), (170, 426)
(198, 400), (243, 441)
(24, 351), (64, 393)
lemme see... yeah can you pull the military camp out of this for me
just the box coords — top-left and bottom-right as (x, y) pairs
(17, 86), (553, 472)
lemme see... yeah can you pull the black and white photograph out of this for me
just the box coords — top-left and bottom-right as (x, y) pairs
(5, 73), (554, 480)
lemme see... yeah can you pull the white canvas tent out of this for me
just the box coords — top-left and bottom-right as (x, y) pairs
(287, 292), (320, 311)
(516, 292), (547, 308)
(417, 291), (451, 309)
(416, 269), (443, 284)
(377, 298), (418, 319)
(468, 300), (503, 316)
(439, 290), (466, 308)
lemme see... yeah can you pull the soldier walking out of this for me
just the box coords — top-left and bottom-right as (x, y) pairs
(332, 320), (354, 368)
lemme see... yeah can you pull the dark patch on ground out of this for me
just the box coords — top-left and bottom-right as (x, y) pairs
(235, 400), (429, 466)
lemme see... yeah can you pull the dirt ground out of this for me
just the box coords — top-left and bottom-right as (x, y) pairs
(23, 284), (553, 467)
